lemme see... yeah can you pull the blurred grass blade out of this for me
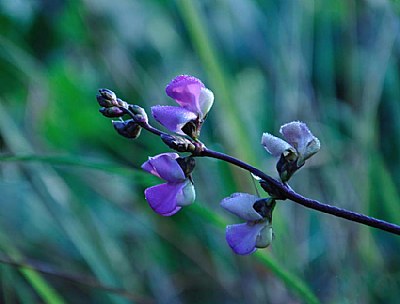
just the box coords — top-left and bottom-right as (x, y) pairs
(0, 231), (65, 304)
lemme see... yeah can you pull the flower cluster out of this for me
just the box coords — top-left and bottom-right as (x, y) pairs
(96, 74), (320, 255)
(142, 75), (214, 216)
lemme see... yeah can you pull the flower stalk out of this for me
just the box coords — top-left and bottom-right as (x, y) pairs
(96, 75), (400, 255)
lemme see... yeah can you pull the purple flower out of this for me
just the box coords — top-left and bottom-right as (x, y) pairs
(151, 75), (214, 138)
(261, 121), (320, 182)
(261, 121), (320, 167)
(221, 193), (274, 255)
(142, 153), (195, 216)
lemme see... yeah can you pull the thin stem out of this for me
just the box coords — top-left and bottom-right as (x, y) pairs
(121, 107), (166, 137)
(200, 148), (400, 235)
(117, 104), (400, 235)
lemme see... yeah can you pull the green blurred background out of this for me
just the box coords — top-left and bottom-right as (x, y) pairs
(1, 0), (400, 303)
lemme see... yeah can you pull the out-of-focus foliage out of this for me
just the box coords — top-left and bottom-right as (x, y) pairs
(1, 0), (400, 303)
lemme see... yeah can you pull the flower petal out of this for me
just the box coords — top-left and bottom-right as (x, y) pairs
(151, 105), (197, 135)
(279, 121), (319, 157)
(225, 222), (267, 255)
(255, 223), (273, 248)
(165, 75), (205, 114)
(141, 153), (185, 182)
(144, 183), (184, 216)
(220, 193), (263, 221)
(198, 87), (214, 117)
(261, 132), (293, 157)
(175, 179), (196, 207)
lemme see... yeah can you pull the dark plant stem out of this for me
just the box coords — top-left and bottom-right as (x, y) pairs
(201, 148), (400, 235)
(125, 107), (400, 235)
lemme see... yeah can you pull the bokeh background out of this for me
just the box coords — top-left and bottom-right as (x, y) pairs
(1, 0), (400, 303)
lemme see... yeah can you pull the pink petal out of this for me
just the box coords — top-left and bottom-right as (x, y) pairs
(225, 223), (266, 255)
(151, 105), (197, 135)
(261, 132), (292, 157)
(165, 75), (205, 114)
(141, 153), (185, 182)
(220, 193), (263, 221)
(144, 183), (184, 216)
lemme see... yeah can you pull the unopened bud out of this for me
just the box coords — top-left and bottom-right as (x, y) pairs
(112, 119), (142, 139)
(129, 105), (148, 123)
(97, 89), (118, 107)
(161, 134), (196, 153)
(99, 107), (125, 118)
(116, 98), (128, 108)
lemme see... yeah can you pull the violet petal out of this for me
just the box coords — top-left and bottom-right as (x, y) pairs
(220, 193), (263, 221)
(165, 75), (205, 114)
(225, 222), (267, 255)
(141, 153), (185, 182)
(151, 105), (197, 135)
(144, 183), (185, 216)
(280, 122), (315, 153)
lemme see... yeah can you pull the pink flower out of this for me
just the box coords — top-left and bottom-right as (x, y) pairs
(151, 75), (214, 138)
(142, 153), (195, 216)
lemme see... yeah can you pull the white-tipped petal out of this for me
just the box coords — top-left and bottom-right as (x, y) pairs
(176, 179), (196, 207)
(220, 193), (262, 221)
(198, 87), (214, 117)
(255, 222), (273, 248)
(261, 132), (292, 157)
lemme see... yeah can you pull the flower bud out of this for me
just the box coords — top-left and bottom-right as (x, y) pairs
(129, 105), (148, 123)
(99, 107), (125, 118)
(97, 89), (118, 107)
(160, 134), (196, 153)
(116, 98), (128, 108)
(112, 119), (142, 139)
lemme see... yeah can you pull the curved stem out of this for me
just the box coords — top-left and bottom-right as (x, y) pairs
(200, 148), (400, 235)
(121, 107), (166, 137)
(118, 104), (400, 235)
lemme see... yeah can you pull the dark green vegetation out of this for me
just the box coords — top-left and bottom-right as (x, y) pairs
(1, 1), (399, 303)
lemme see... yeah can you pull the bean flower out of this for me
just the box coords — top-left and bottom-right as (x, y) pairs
(142, 153), (195, 216)
(151, 75), (214, 139)
(221, 193), (275, 255)
(261, 121), (320, 182)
